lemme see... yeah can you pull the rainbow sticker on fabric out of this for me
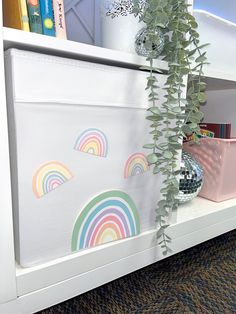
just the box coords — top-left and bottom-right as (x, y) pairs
(33, 161), (73, 198)
(71, 190), (140, 251)
(74, 128), (108, 157)
(124, 153), (149, 178)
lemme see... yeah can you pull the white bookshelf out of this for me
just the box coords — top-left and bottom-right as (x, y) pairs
(0, 2), (236, 313)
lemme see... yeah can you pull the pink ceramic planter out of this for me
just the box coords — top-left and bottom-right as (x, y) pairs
(184, 138), (236, 202)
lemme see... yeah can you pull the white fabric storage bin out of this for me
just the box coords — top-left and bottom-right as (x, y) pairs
(5, 49), (168, 267)
(194, 9), (236, 77)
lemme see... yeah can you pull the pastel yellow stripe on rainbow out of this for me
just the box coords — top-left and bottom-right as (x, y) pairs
(81, 140), (101, 156)
(124, 153), (149, 178)
(97, 226), (120, 245)
(128, 158), (148, 176)
(32, 161), (73, 198)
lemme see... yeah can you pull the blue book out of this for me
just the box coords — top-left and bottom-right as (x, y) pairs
(39, 0), (55, 36)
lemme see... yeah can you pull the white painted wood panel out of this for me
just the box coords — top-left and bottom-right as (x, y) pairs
(0, 2), (17, 305)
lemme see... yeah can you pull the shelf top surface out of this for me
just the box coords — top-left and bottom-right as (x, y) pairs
(177, 196), (236, 223)
(3, 27), (168, 71)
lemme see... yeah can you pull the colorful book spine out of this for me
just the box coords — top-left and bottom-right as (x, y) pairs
(199, 123), (231, 139)
(52, 0), (67, 39)
(184, 123), (231, 142)
(3, 0), (30, 32)
(39, 0), (55, 36)
(20, 0), (30, 31)
(26, 0), (43, 34)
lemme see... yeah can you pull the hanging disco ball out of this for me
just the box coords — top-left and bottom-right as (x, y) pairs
(135, 27), (165, 58)
(178, 151), (204, 203)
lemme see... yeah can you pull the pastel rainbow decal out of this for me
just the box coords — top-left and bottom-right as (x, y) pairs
(74, 128), (108, 157)
(124, 153), (149, 178)
(71, 190), (140, 251)
(33, 161), (73, 198)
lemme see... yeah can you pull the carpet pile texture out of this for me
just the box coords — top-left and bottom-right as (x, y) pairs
(39, 229), (236, 313)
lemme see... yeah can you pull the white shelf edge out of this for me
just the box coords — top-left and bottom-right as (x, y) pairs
(16, 213), (236, 314)
(4, 28), (236, 82)
(0, 8), (17, 304)
(16, 196), (236, 297)
(2, 27), (168, 70)
(203, 66), (236, 82)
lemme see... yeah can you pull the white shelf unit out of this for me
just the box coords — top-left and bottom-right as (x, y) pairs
(0, 4), (236, 314)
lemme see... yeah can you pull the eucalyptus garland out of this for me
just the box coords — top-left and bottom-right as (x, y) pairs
(133, 0), (208, 255)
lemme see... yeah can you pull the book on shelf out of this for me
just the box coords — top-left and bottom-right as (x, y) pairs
(184, 122), (231, 142)
(199, 123), (231, 139)
(3, 0), (30, 32)
(39, 0), (55, 37)
(26, 0), (43, 34)
(52, 0), (67, 39)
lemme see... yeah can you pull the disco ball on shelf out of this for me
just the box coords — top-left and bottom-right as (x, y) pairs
(135, 27), (165, 58)
(178, 151), (204, 204)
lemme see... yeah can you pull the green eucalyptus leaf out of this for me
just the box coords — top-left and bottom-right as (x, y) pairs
(195, 54), (207, 63)
(143, 143), (155, 149)
(172, 107), (182, 113)
(153, 165), (161, 174)
(156, 227), (165, 239)
(163, 151), (173, 159)
(147, 153), (158, 164)
(146, 115), (163, 121)
(198, 92), (207, 103)
(148, 107), (162, 114)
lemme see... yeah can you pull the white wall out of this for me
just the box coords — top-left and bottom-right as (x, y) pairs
(194, 0), (236, 23)
(202, 79), (236, 137)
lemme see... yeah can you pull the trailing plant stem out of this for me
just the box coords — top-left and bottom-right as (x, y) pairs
(134, 0), (207, 255)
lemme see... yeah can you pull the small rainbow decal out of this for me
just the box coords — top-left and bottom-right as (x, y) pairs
(124, 153), (149, 178)
(74, 128), (108, 157)
(71, 190), (140, 251)
(33, 161), (73, 198)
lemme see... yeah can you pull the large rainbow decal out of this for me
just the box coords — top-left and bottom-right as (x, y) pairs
(124, 153), (149, 178)
(71, 190), (140, 251)
(33, 161), (73, 198)
(74, 128), (108, 157)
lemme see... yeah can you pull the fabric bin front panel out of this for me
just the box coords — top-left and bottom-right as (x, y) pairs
(5, 49), (167, 267)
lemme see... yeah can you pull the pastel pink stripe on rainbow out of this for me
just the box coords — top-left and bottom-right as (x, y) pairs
(74, 128), (108, 157)
(89, 215), (125, 247)
(124, 153), (149, 178)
